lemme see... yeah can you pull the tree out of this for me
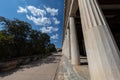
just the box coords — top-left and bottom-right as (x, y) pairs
(0, 16), (56, 61)
(47, 43), (57, 52)
(0, 31), (14, 59)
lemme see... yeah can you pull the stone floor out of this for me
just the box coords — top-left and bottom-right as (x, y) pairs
(75, 57), (90, 80)
(55, 56), (90, 80)
(0, 53), (61, 80)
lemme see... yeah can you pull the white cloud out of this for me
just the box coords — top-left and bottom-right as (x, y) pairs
(17, 5), (60, 28)
(25, 6), (51, 26)
(40, 26), (59, 33)
(53, 17), (60, 24)
(26, 15), (51, 26)
(54, 40), (58, 43)
(26, 5), (46, 17)
(17, 6), (27, 13)
(45, 6), (58, 16)
(48, 26), (59, 32)
(40, 27), (50, 33)
(51, 34), (59, 39)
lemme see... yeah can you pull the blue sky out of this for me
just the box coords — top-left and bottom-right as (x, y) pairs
(0, 0), (64, 48)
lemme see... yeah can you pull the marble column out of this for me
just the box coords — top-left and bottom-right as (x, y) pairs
(62, 36), (66, 55)
(78, 0), (120, 80)
(65, 34), (68, 57)
(62, 33), (67, 57)
(62, 39), (65, 55)
(66, 28), (71, 59)
(69, 17), (80, 65)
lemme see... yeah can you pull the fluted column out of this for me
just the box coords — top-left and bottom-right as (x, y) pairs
(62, 39), (65, 55)
(69, 17), (80, 65)
(66, 28), (71, 59)
(62, 36), (66, 55)
(78, 0), (120, 80)
(64, 34), (68, 57)
(63, 34), (66, 56)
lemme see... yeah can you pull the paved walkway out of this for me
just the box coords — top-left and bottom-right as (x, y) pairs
(56, 56), (86, 80)
(0, 52), (61, 80)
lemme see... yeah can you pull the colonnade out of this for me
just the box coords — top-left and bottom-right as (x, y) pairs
(62, 0), (120, 80)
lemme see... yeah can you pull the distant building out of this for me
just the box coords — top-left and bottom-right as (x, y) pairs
(62, 0), (120, 80)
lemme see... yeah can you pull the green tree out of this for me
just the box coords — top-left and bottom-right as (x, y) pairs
(47, 43), (57, 52)
(0, 31), (14, 59)
(0, 16), (56, 61)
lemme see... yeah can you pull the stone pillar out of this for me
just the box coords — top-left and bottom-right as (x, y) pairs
(78, 0), (120, 80)
(63, 35), (66, 56)
(62, 33), (67, 57)
(62, 39), (65, 55)
(64, 34), (67, 57)
(66, 28), (71, 59)
(62, 36), (66, 55)
(69, 17), (80, 65)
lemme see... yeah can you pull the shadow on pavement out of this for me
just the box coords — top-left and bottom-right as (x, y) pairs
(0, 53), (62, 78)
